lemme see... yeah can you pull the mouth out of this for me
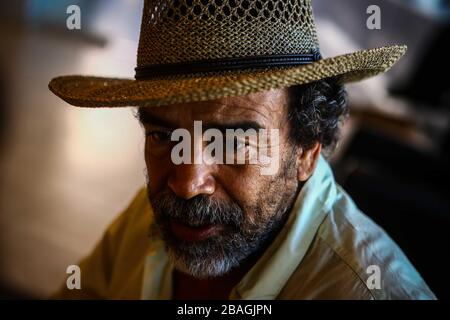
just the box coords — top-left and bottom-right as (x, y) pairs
(169, 218), (223, 243)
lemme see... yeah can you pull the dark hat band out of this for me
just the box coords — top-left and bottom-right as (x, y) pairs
(135, 51), (321, 80)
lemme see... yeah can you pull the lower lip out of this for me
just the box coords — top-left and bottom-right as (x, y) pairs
(170, 218), (222, 242)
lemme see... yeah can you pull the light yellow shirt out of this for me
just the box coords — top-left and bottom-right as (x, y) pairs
(53, 156), (436, 299)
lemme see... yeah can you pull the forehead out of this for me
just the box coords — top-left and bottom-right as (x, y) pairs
(139, 88), (289, 128)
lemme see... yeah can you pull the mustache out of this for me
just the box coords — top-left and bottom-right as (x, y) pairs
(150, 191), (245, 228)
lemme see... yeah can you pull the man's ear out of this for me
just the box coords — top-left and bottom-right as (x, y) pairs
(297, 142), (322, 182)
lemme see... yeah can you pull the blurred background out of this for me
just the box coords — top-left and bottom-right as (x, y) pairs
(0, 0), (449, 299)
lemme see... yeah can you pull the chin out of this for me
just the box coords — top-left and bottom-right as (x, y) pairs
(168, 248), (239, 279)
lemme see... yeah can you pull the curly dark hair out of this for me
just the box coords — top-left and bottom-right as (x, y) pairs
(287, 77), (348, 155)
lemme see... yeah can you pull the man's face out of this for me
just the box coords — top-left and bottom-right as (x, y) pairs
(140, 88), (305, 278)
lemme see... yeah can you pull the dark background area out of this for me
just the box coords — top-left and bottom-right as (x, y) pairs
(314, 0), (450, 299)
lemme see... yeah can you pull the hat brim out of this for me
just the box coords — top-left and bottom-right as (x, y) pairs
(49, 45), (406, 108)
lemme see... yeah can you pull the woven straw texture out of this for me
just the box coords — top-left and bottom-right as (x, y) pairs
(49, 0), (407, 108)
(137, 0), (319, 66)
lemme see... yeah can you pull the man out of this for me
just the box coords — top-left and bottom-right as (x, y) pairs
(49, 0), (435, 299)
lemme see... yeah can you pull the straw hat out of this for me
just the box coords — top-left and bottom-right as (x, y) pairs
(49, 0), (407, 108)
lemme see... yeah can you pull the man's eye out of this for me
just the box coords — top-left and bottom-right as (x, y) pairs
(146, 131), (172, 142)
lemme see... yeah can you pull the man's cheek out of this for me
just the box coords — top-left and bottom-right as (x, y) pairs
(219, 169), (259, 201)
(146, 160), (171, 195)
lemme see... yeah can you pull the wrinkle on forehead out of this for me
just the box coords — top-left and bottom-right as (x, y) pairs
(142, 88), (289, 128)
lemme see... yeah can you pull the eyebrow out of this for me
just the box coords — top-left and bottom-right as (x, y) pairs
(202, 121), (265, 133)
(138, 110), (177, 128)
(138, 109), (266, 132)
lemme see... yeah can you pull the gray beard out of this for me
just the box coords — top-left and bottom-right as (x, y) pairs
(148, 186), (295, 279)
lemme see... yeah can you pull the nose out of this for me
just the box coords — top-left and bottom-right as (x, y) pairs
(168, 163), (216, 200)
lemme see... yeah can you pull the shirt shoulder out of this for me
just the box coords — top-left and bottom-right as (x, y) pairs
(279, 185), (436, 300)
(52, 187), (154, 299)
